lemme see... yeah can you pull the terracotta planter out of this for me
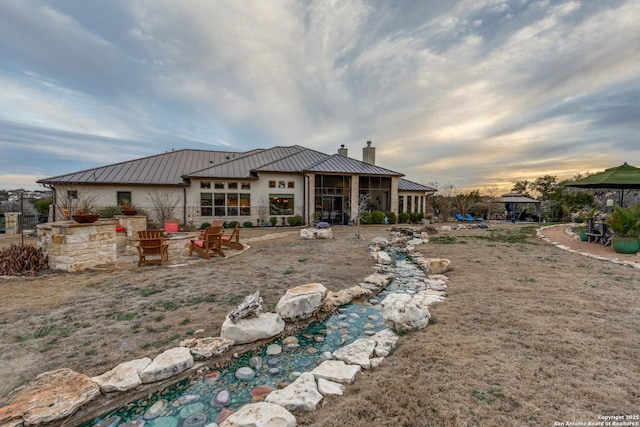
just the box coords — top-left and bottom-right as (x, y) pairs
(121, 209), (137, 216)
(72, 214), (100, 223)
(611, 237), (640, 254)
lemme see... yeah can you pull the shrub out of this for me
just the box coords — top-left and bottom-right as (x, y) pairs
(409, 212), (422, 223)
(398, 212), (410, 224)
(269, 216), (278, 226)
(225, 221), (238, 229)
(360, 212), (372, 224)
(242, 221), (253, 228)
(371, 210), (385, 224)
(97, 206), (121, 218)
(200, 222), (211, 229)
(287, 215), (303, 226)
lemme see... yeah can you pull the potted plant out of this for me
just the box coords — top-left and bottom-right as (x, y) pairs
(71, 199), (100, 223)
(120, 200), (138, 216)
(606, 204), (640, 254)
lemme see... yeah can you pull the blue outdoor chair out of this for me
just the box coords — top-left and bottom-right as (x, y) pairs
(455, 213), (473, 222)
(466, 213), (485, 222)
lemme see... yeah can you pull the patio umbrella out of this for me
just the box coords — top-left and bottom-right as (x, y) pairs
(564, 162), (640, 206)
(492, 193), (541, 222)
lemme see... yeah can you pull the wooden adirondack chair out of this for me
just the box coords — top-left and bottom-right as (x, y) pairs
(221, 222), (243, 250)
(189, 226), (226, 259)
(136, 230), (170, 267)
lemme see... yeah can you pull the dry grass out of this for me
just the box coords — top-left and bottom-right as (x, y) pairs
(1, 224), (639, 426)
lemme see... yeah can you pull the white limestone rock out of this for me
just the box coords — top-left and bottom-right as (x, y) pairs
(276, 283), (327, 321)
(315, 228), (333, 239)
(426, 258), (451, 274)
(333, 338), (376, 369)
(189, 337), (235, 360)
(264, 372), (323, 412)
(219, 402), (296, 427)
(370, 250), (392, 264)
(317, 378), (345, 396)
(92, 358), (151, 393)
(371, 328), (399, 357)
(140, 347), (194, 384)
(361, 272), (393, 289)
(381, 293), (430, 332)
(299, 228), (315, 240)
(413, 290), (446, 309)
(310, 360), (361, 384)
(220, 312), (285, 345)
(420, 231), (430, 240)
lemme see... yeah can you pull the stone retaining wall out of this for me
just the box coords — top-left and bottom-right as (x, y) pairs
(37, 220), (118, 272)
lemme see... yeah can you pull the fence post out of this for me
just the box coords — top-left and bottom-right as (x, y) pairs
(5, 212), (21, 235)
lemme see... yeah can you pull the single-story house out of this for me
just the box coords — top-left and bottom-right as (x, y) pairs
(37, 142), (436, 227)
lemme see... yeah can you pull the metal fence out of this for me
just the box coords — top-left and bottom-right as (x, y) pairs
(0, 213), (5, 234)
(21, 213), (47, 231)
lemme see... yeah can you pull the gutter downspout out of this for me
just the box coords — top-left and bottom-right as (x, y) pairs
(183, 187), (187, 226)
(304, 174), (309, 226)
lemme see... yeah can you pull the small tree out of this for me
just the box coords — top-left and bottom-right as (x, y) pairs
(146, 189), (181, 226)
(55, 185), (99, 217)
(255, 196), (268, 226)
(355, 193), (370, 239)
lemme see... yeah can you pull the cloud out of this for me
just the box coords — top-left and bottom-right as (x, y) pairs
(0, 0), (638, 192)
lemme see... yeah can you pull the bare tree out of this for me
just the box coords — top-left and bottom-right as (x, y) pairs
(355, 193), (370, 239)
(55, 185), (100, 218)
(255, 196), (268, 226)
(146, 189), (181, 226)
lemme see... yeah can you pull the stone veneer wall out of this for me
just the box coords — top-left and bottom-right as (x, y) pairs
(4, 212), (21, 235)
(37, 219), (118, 272)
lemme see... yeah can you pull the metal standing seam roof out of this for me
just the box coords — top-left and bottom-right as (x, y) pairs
(304, 154), (404, 176)
(37, 149), (241, 185)
(37, 145), (410, 185)
(398, 178), (437, 192)
(184, 146), (307, 179)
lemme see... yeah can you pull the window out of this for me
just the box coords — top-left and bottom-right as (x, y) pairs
(269, 181), (276, 188)
(214, 182), (224, 189)
(228, 182), (238, 190)
(117, 191), (131, 205)
(200, 181), (211, 189)
(278, 181), (285, 189)
(201, 193), (213, 216)
(205, 192), (251, 217)
(241, 182), (251, 190)
(287, 181), (295, 189)
(269, 194), (294, 215)
(67, 190), (78, 200)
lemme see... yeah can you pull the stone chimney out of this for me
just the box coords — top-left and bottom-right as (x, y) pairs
(362, 140), (375, 165)
(338, 144), (348, 157)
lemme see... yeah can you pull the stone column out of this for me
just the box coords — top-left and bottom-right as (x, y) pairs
(390, 176), (399, 215)
(4, 212), (21, 235)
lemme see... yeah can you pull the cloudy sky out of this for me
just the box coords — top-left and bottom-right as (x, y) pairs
(1, 0), (639, 193)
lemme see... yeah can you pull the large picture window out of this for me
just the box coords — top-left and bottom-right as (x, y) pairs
(202, 191), (251, 217)
(269, 194), (294, 215)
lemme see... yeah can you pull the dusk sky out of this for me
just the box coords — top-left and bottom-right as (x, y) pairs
(1, 0), (639, 192)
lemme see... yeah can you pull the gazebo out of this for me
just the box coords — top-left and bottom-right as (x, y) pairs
(492, 193), (541, 222)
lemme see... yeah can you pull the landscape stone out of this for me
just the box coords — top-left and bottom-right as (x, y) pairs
(276, 283), (327, 321)
(317, 378), (345, 396)
(310, 360), (361, 384)
(264, 372), (323, 412)
(333, 338), (377, 369)
(144, 399), (168, 420)
(218, 402), (296, 427)
(265, 344), (282, 356)
(425, 258), (451, 274)
(140, 347), (194, 383)
(188, 337), (235, 360)
(315, 228), (333, 239)
(220, 312), (285, 345)
(371, 328), (399, 357)
(235, 367), (255, 380)
(381, 293), (430, 332)
(212, 390), (231, 407)
(0, 368), (100, 426)
(92, 357), (151, 393)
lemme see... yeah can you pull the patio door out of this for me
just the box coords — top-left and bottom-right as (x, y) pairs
(322, 195), (344, 224)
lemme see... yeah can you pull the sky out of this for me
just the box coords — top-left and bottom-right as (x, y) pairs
(1, 0), (639, 193)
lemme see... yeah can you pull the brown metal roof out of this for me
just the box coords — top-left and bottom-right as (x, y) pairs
(398, 178), (437, 192)
(38, 149), (240, 185)
(38, 145), (408, 185)
(304, 154), (404, 176)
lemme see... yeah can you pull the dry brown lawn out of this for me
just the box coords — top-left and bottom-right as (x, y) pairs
(1, 223), (639, 426)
